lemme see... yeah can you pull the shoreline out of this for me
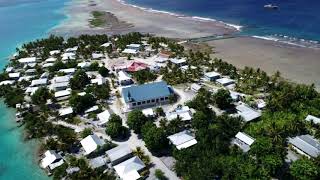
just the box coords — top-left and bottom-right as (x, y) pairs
(51, 0), (239, 38)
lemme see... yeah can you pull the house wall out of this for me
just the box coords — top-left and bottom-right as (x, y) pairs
(127, 96), (170, 109)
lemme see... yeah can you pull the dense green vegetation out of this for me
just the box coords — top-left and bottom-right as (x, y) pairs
(90, 11), (107, 27)
(132, 69), (157, 84)
(105, 114), (128, 139)
(69, 93), (96, 113)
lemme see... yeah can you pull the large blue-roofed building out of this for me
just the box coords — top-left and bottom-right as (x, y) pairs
(121, 81), (173, 109)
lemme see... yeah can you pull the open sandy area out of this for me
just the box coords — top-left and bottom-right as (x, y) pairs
(208, 37), (320, 89)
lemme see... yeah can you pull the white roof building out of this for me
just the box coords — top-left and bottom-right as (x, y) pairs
(106, 145), (133, 165)
(91, 78), (106, 85)
(43, 63), (54, 68)
(118, 71), (132, 85)
(204, 71), (221, 81)
(181, 65), (197, 72)
(59, 107), (73, 116)
(167, 130), (198, 150)
(235, 103), (261, 122)
(191, 83), (202, 92)
(142, 108), (154, 117)
(18, 76), (34, 82)
(166, 106), (193, 121)
(62, 52), (76, 60)
(9, 72), (20, 79)
(65, 46), (78, 52)
(85, 105), (99, 114)
(216, 78), (235, 86)
(40, 150), (63, 169)
(78, 62), (91, 68)
(114, 156), (146, 180)
(59, 68), (76, 74)
(52, 75), (71, 84)
(31, 78), (48, 87)
(305, 115), (320, 124)
(18, 57), (36, 64)
(0, 80), (15, 86)
(25, 87), (39, 95)
(233, 132), (255, 153)
(92, 53), (104, 59)
(97, 110), (111, 126)
(45, 57), (57, 63)
(80, 134), (104, 155)
(101, 42), (112, 47)
(122, 49), (138, 54)
(170, 58), (187, 66)
(54, 89), (71, 99)
(5, 67), (14, 73)
(49, 50), (61, 56)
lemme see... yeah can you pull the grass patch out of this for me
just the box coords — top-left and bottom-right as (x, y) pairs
(90, 11), (106, 27)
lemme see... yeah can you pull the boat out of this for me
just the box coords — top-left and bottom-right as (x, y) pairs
(264, 4), (279, 10)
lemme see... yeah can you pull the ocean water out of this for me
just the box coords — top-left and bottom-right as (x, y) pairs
(125, 0), (320, 45)
(0, 0), (68, 179)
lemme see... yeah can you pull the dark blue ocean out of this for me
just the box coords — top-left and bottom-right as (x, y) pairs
(0, 0), (68, 179)
(126, 0), (320, 43)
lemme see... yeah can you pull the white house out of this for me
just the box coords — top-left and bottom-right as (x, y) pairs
(80, 134), (104, 155)
(62, 52), (76, 60)
(58, 107), (73, 117)
(142, 108), (155, 117)
(170, 58), (187, 67)
(40, 150), (64, 170)
(30, 78), (48, 87)
(166, 106), (193, 121)
(167, 130), (197, 150)
(235, 103), (261, 122)
(49, 50), (61, 56)
(97, 110), (111, 126)
(18, 57), (36, 64)
(191, 83), (202, 92)
(91, 77), (106, 85)
(54, 89), (71, 101)
(114, 156), (146, 180)
(0, 80), (15, 86)
(118, 71), (133, 86)
(216, 77), (235, 87)
(78, 62), (91, 68)
(59, 68), (76, 75)
(106, 145), (133, 165)
(204, 71), (221, 81)
(232, 132), (255, 153)
(8, 72), (20, 79)
(305, 115), (320, 124)
(45, 57), (57, 63)
(288, 134), (320, 158)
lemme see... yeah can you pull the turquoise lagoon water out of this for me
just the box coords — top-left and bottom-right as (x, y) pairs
(0, 0), (68, 179)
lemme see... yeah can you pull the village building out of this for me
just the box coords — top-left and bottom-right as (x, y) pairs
(40, 150), (64, 170)
(59, 68), (76, 75)
(121, 81), (173, 109)
(167, 130), (198, 150)
(49, 50), (61, 56)
(106, 145), (133, 165)
(235, 103), (261, 122)
(54, 89), (71, 101)
(18, 57), (36, 64)
(78, 62), (91, 69)
(62, 52), (76, 61)
(118, 71), (133, 86)
(30, 78), (48, 87)
(113, 156), (146, 180)
(142, 108), (155, 117)
(190, 83), (202, 92)
(305, 115), (320, 124)
(97, 110), (111, 126)
(126, 61), (148, 72)
(58, 107), (73, 117)
(89, 156), (107, 169)
(91, 77), (106, 85)
(85, 105), (99, 114)
(43, 63), (54, 68)
(288, 134), (320, 158)
(5, 67), (14, 73)
(8, 72), (20, 80)
(80, 134), (104, 155)
(180, 65), (197, 72)
(232, 132), (255, 153)
(170, 58), (187, 67)
(216, 77), (235, 87)
(204, 71), (221, 81)
(0, 80), (15, 86)
(45, 57), (57, 63)
(166, 106), (193, 121)
(65, 46), (78, 53)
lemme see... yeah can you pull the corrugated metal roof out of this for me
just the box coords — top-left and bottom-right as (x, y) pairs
(289, 134), (320, 158)
(122, 81), (172, 103)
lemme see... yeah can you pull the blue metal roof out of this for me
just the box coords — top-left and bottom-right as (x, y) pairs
(122, 81), (172, 103)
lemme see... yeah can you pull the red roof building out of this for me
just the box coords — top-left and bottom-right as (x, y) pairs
(126, 61), (149, 72)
